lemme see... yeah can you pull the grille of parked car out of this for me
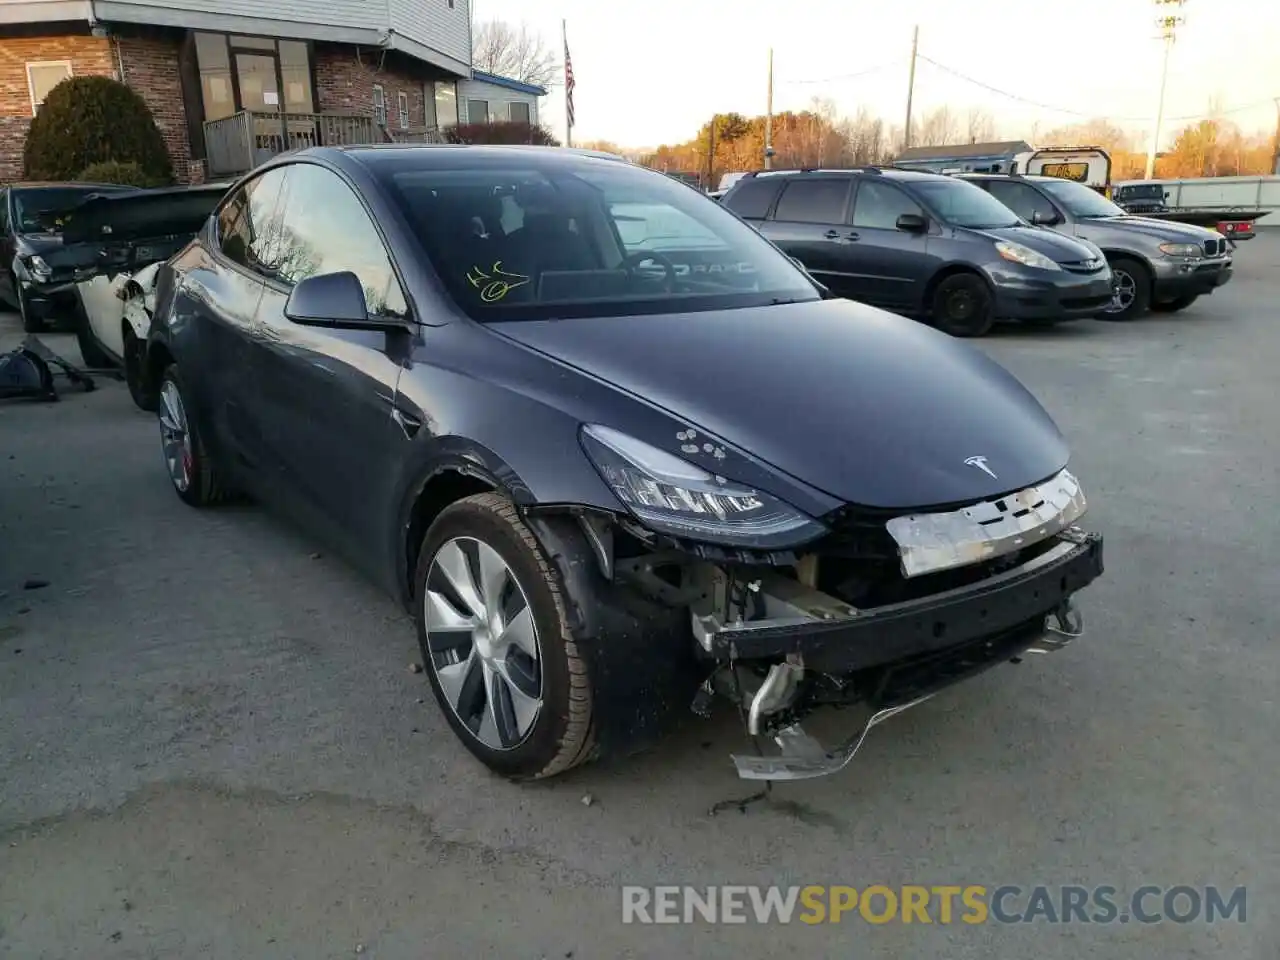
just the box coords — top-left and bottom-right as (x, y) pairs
(1060, 258), (1107, 275)
(1203, 238), (1224, 257)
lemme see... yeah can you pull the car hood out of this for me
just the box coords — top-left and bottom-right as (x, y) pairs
(489, 299), (1070, 510)
(967, 224), (1097, 261)
(1077, 215), (1219, 242)
(14, 233), (63, 255)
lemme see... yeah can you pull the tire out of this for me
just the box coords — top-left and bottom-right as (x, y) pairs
(1150, 294), (1199, 314)
(157, 363), (231, 507)
(73, 297), (115, 369)
(931, 273), (994, 337)
(414, 492), (595, 781)
(15, 279), (44, 334)
(124, 328), (157, 411)
(1097, 257), (1151, 321)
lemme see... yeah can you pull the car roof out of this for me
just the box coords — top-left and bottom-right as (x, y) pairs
(732, 167), (953, 185)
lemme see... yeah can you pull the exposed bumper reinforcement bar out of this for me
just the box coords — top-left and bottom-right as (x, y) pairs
(731, 601), (1084, 780)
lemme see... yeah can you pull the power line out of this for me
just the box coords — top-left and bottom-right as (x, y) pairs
(779, 60), (901, 85)
(916, 53), (1276, 123)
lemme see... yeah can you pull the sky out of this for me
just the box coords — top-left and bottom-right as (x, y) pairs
(470, 0), (1280, 151)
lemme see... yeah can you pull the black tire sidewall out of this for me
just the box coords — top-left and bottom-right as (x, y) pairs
(124, 329), (156, 410)
(1100, 258), (1151, 321)
(73, 296), (114, 368)
(16, 282), (43, 333)
(933, 274), (994, 337)
(413, 496), (580, 780)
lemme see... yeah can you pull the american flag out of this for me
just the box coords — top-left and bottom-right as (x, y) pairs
(563, 25), (575, 129)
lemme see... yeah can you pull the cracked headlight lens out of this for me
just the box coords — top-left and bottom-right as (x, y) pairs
(580, 423), (827, 549)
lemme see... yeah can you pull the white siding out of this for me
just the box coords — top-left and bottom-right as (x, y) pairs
(89, 0), (471, 75)
(458, 78), (540, 126)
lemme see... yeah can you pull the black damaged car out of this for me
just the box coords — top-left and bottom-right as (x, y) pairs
(137, 145), (1105, 782)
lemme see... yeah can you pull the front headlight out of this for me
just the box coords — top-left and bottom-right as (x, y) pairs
(995, 241), (1060, 271)
(27, 255), (51, 283)
(580, 423), (827, 549)
(1158, 242), (1202, 258)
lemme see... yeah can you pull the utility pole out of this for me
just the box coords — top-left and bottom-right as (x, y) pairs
(764, 48), (775, 170)
(1272, 97), (1280, 175)
(903, 25), (919, 150)
(706, 114), (718, 190)
(1146, 0), (1187, 180)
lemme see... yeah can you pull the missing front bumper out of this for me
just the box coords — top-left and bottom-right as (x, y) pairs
(731, 601), (1085, 780)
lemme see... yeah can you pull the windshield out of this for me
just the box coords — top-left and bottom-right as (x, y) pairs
(1038, 179), (1128, 218)
(12, 186), (133, 234)
(378, 158), (819, 321)
(910, 179), (1022, 229)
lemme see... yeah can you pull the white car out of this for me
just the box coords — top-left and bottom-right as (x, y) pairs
(54, 183), (229, 410)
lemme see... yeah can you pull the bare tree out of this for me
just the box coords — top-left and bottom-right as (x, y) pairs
(916, 106), (960, 146)
(965, 108), (996, 144)
(472, 19), (558, 89)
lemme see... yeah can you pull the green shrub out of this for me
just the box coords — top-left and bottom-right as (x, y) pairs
(77, 160), (169, 188)
(444, 121), (560, 146)
(24, 76), (173, 184)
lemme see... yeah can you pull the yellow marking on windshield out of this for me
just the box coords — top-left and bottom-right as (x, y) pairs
(466, 261), (530, 303)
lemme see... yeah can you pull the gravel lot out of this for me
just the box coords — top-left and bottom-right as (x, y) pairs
(2, 237), (1278, 959)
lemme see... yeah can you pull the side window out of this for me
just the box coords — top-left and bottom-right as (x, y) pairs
(217, 167), (289, 276)
(850, 181), (923, 230)
(272, 164), (409, 320)
(772, 178), (851, 225)
(987, 181), (1056, 223)
(721, 178), (782, 220)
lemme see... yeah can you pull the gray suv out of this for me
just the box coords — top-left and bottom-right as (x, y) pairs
(960, 174), (1233, 321)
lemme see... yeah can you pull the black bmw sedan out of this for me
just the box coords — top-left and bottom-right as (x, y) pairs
(139, 145), (1105, 782)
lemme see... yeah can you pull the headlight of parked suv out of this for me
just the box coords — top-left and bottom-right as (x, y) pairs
(994, 241), (1061, 271)
(580, 423), (827, 549)
(26, 255), (51, 283)
(1158, 242), (1202, 258)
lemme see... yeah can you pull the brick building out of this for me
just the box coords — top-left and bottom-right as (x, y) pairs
(0, 0), (475, 183)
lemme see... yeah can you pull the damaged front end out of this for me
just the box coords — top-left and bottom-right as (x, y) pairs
(584, 463), (1103, 781)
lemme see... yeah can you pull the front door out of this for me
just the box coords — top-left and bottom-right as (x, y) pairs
(845, 179), (935, 311)
(250, 162), (413, 587)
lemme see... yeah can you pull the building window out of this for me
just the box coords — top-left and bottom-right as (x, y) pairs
(398, 91), (409, 129)
(373, 84), (387, 126)
(508, 101), (531, 124)
(26, 61), (72, 115)
(194, 33), (314, 123)
(434, 81), (458, 128)
(467, 99), (489, 124)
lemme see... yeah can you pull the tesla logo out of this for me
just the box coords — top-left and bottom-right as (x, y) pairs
(965, 456), (998, 479)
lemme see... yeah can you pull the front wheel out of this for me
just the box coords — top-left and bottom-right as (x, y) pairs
(124, 328), (157, 411)
(415, 493), (596, 781)
(931, 273), (994, 337)
(73, 297), (114, 369)
(1150, 294), (1199, 314)
(1097, 257), (1151, 321)
(15, 279), (44, 334)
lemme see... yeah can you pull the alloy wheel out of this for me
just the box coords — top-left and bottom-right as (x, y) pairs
(424, 536), (543, 751)
(158, 380), (193, 492)
(1105, 269), (1136, 314)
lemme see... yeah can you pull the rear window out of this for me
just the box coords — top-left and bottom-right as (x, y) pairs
(12, 185), (135, 233)
(722, 178), (783, 219)
(773, 178), (851, 224)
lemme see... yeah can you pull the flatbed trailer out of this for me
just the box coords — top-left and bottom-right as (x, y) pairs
(1148, 209), (1262, 244)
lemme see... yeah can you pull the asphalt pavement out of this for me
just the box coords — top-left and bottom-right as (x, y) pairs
(2, 239), (1278, 959)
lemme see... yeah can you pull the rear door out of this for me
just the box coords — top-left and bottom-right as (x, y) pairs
(187, 166), (289, 475)
(759, 177), (857, 297)
(845, 179), (935, 311)
(250, 161), (413, 583)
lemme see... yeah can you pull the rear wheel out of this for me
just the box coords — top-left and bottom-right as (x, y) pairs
(931, 273), (994, 337)
(415, 493), (596, 781)
(1150, 294), (1199, 314)
(158, 363), (231, 507)
(1098, 257), (1151, 321)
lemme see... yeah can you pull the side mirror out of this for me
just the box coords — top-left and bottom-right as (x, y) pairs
(896, 213), (928, 233)
(1031, 210), (1061, 226)
(284, 271), (400, 331)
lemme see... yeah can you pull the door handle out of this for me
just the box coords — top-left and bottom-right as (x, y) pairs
(824, 230), (859, 242)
